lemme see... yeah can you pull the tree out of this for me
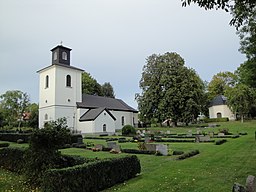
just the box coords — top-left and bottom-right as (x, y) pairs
(225, 84), (256, 123)
(207, 71), (237, 100)
(81, 72), (103, 96)
(138, 52), (206, 126)
(26, 103), (39, 128)
(0, 90), (30, 127)
(102, 82), (115, 98)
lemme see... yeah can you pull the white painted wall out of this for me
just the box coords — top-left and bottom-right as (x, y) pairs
(77, 121), (94, 133)
(111, 111), (138, 130)
(209, 105), (235, 120)
(94, 110), (115, 133)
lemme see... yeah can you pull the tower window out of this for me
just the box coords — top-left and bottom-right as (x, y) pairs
(45, 75), (49, 88)
(53, 52), (57, 60)
(62, 52), (67, 60)
(66, 75), (71, 87)
(45, 114), (48, 120)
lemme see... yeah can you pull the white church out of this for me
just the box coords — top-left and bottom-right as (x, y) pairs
(37, 45), (138, 134)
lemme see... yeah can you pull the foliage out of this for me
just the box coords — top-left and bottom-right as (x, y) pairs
(0, 147), (26, 173)
(215, 139), (227, 145)
(122, 125), (136, 136)
(177, 149), (200, 160)
(0, 143), (10, 147)
(172, 150), (184, 155)
(41, 155), (141, 192)
(225, 84), (256, 122)
(82, 72), (103, 96)
(102, 82), (115, 98)
(203, 117), (229, 123)
(0, 133), (31, 143)
(207, 71), (237, 100)
(0, 90), (30, 128)
(26, 103), (39, 128)
(24, 118), (71, 185)
(122, 148), (155, 155)
(137, 52), (206, 126)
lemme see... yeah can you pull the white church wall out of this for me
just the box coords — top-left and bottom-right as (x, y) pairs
(77, 121), (94, 134)
(111, 111), (137, 130)
(94, 111), (115, 133)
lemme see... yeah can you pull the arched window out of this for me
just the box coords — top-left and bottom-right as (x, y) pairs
(44, 114), (48, 120)
(217, 112), (222, 118)
(62, 51), (67, 60)
(66, 75), (71, 87)
(103, 124), (106, 132)
(121, 116), (125, 126)
(45, 75), (49, 88)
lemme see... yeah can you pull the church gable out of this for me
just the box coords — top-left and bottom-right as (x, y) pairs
(79, 107), (116, 122)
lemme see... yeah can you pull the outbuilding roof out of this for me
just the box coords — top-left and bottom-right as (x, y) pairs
(209, 95), (227, 107)
(77, 94), (138, 112)
(79, 107), (116, 122)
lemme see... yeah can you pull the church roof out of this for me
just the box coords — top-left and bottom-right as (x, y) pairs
(79, 107), (116, 121)
(209, 95), (227, 107)
(77, 94), (138, 112)
(37, 63), (84, 73)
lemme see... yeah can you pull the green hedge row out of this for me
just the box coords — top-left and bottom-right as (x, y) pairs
(122, 148), (155, 155)
(215, 139), (227, 145)
(0, 147), (26, 173)
(0, 143), (10, 147)
(42, 155), (141, 192)
(0, 133), (31, 143)
(204, 118), (229, 123)
(177, 150), (200, 160)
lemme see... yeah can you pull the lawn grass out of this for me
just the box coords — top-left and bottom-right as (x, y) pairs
(0, 121), (255, 191)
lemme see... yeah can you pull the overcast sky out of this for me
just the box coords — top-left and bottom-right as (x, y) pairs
(0, 0), (245, 109)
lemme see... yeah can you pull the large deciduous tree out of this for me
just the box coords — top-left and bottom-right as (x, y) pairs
(207, 71), (237, 100)
(137, 52), (205, 126)
(82, 72), (103, 96)
(102, 82), (115, 98)
(0, 90), (30, 127)
(225, 84), (256, 122)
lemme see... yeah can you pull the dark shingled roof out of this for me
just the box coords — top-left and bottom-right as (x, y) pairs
(209, 95), (227, 107)
(79, 107), (116, 121)
(77, 94), (138, 112)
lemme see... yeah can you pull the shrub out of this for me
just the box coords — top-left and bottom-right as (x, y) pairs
(0, 143), (10, 148)
(204, 118), (229, 123)
(71, 134), (83, 144)
(215, 139), (227, 145)
(0, 147), (26, 173)
(177, 150), (200, 160)
(42, 155), (141, 192)
(0, 133), (31, 143)
(122, 148), (155, 155)
(122, 125), (136, 136)
(17, 139), (24, 144)
(173, 150), (184, 155)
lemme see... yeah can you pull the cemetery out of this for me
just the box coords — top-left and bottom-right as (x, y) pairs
(0, 121), (255, 191)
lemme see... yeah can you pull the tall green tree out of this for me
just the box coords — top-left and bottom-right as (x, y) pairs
(81, 72), (103, 96)
(26, 103), (39, 128)
(0, 90), (30, 127)
(138, 52), (206, 126)
(225, 84), (256, 122)
(207, 71), (237, 100)
(102, 82), (115, 98)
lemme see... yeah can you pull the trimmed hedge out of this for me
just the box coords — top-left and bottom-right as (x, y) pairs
(42, 155), (141, 192)
(215, 139), (227, 145)
(0, 143), (10, 148)
(0, 133), (31, 143)
(177, 150), (200, 160)
(204, 118), (229, 123)
(0, 147), (26, 173)
(173, 150), (184, 155)
(122, 148), (155, 155)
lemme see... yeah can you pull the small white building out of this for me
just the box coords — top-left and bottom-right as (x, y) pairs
(208, 95), (235, 120)
(37, 45), (138, 134)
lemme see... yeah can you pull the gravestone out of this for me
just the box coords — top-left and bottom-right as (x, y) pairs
(246, 175), (256, 192)
(136, 130), (141, 135)
(195, 135), (200, 143)
(218, 133), (225, 137)
(107, 142), (117, 149)
(95, 144), (104, 151)
(209, 132), (214, 138)
(145, 136), (151, 143)
(187, 130), (192, 137)
(199, 135), (211, 142)
(142, 130), (146, 134)
(166, 130), (171, 134)
(196, 128), (201, 135)
(144, 144), (168, 156)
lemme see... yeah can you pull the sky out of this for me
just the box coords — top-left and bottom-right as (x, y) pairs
(0, 0), (246, 109)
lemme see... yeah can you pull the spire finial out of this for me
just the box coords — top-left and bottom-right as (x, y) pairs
(60, 41), (63, 46)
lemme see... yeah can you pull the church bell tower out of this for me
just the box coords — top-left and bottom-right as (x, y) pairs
(37, 44), (83, 129)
